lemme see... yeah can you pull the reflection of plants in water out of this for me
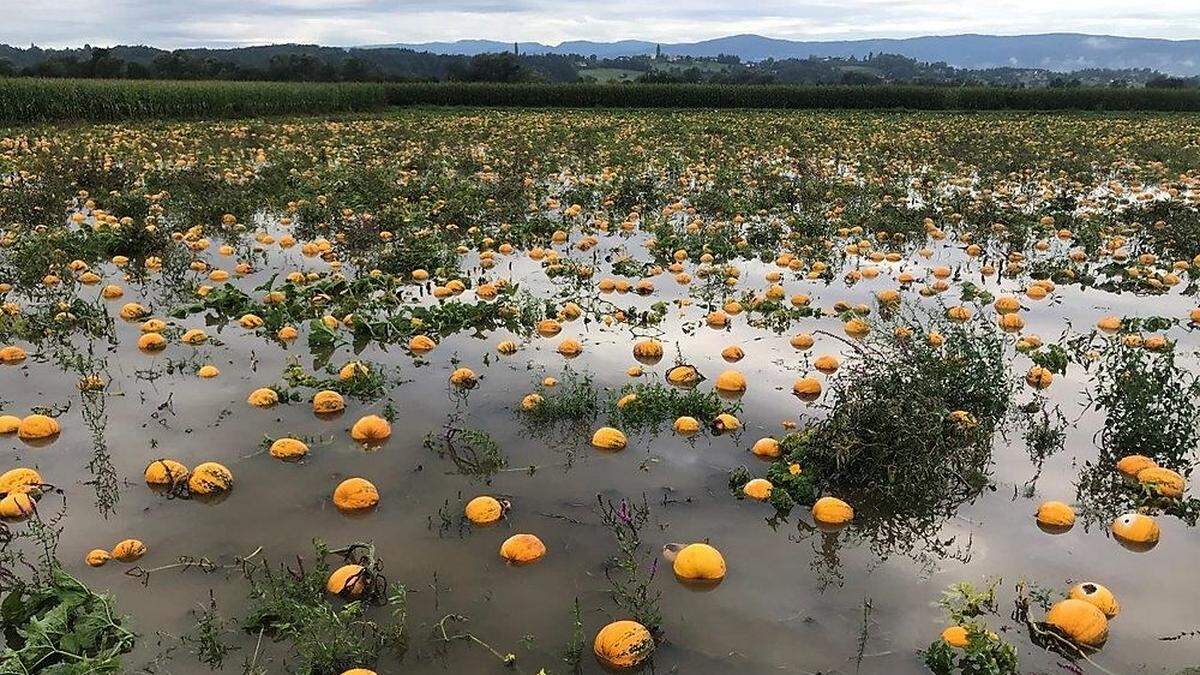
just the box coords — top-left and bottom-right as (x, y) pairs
(1018, 399), (1067, 495)
(808, 502), (978, 584)
(424, 400), (507, 482)
(596, 493), (662, 639)
(1075, 339), (1200, 526)
(789, 529), (845, 591)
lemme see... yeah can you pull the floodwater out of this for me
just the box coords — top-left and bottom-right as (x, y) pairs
(3, 114), (1200, 675)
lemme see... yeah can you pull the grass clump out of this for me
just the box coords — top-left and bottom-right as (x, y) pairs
(606, 382), (732, 435)
(517, 368), (600, 428)
(236, 541), (407, 675)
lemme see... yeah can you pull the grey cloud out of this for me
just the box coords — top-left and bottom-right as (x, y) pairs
(2, 0), (1199, 48)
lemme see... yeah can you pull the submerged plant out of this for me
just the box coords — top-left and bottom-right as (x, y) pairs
(237, 541), (407, 674)
(424, 402), (507, 481)
(596, 494), (663, 638)
(922, 578), (1018, 675)
(0, 566), (137, 673)
(516, 368), (601, 434)
(1075, 338), (1200, 526)
(607, 381), (733, 435)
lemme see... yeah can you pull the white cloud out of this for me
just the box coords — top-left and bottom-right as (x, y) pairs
(2, 0), (1200, 48)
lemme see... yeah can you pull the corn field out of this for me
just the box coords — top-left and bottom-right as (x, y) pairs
(5, 79), (1200, 123)
(0, 78), (390, 123)
(385, 82), (1200, 111)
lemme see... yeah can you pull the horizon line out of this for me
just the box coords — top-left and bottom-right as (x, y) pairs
(7, 30), (1200, 52)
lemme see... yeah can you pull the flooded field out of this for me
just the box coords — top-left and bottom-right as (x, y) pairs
(1, 109), (1199, 674)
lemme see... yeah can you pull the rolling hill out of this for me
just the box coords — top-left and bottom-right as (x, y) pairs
(364, 33), (1200, 75)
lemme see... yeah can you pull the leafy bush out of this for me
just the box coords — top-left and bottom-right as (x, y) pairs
(0, 566), (137, 673)
(782, 313), (1012, 508)
(1075, 338), (1200, 525)
(923, 625), (1019, 675)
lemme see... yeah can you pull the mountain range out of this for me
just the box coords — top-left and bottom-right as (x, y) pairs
(364, 33), (1200, 75)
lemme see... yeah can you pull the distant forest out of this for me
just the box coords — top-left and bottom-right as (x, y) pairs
(2, 43), (1198, 89)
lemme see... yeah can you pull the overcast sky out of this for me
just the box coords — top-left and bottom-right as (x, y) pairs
(5, 0), (1200, 49)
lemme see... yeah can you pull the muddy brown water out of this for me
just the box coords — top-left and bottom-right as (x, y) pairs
(4, 218), (1199, 674)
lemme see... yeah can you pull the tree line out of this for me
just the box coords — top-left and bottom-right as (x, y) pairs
(0, 43), (1196, 89)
